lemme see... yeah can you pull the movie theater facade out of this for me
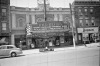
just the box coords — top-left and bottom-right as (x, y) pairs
(10, 5), (73, 48)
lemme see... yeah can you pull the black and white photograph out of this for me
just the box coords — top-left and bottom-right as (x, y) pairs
(0, 0), (100, 66)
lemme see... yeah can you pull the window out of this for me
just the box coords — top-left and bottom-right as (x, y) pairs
(2, 9), (7, 16)
(91, 17), (95, 26)
(19, 19), (23, 27)
(1, 17), (7, 21)
(91, 19), (95, 26)
(7, 46), (14, 49)
(17, 18), (25, 27)
(79, 20), (83, 26)
(84, 9), (87, 12)
(79, 9), (81, 12)
(86, 20), (89, 26)
(2, 23), (6, 30)
(78, 8), (83, 15)
(90, 9), (93, 12)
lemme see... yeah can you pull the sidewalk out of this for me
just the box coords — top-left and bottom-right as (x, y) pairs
(22, 42), (100, 55)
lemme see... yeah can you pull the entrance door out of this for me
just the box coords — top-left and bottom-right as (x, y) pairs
(89, 33), (94, 43)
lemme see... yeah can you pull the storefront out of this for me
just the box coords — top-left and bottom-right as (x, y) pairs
(14, 35), (26, 48)
(77, 27), (99, 44)
(0, 33), (10, 46)
(26, 21), (73, 49)
(26, 32), (67, 48)
(0, 37), (9, 45)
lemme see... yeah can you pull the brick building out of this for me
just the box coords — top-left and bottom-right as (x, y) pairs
(72, 0), (100, 44)
(0, 0), (10, 45)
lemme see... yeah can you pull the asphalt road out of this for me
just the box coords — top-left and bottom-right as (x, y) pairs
(0, 47), (99, 66)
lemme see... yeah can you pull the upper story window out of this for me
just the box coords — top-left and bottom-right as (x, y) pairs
(91, 19), (95, 26)
(91, 17), (95, 26)
(2, 9), (7, 16)
(2, 23), (7, 30)
(17, 18), (25, 27)
(79, 9), (81, 12)
(85, 20), (89, 26)
(79, 20), (83, 27)
(90, 7), (93, 12)
(78, 8), (83, 15)
(84, 9), (87, 12)
(1, 17), (7, 21)
(90, 9), (93, 12)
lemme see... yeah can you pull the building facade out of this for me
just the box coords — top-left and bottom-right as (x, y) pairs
(10, 0), (73, 49)
(0, 0), (10, 45)
(72, 0), (100, 44)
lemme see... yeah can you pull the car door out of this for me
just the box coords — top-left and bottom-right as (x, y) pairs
(0, 47), (3, 55)
(5, 46), (12, 56)
(0, 46), (7, 56)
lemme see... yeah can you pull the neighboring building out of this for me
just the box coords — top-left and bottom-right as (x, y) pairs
(72, 0), (100, 44)
(10, 0), (73, 49)
(0, 0), (10, 45)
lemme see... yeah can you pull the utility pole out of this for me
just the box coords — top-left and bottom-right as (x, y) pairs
(44, 0), (48, 49)
(44, 0), (46, 21)
(69, 3), (76, 48)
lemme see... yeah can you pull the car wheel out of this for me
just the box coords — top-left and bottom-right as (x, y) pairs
(11, 52), (17, 57)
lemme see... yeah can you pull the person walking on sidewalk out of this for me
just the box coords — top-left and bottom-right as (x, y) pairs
(83, 41), (87, 47)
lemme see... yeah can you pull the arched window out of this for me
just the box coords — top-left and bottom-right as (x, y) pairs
(36, 18), (44, 22)
(17, 18), (25, 27)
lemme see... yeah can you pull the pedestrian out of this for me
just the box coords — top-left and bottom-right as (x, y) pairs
(30, 43), (35, 49)
(56, 40), (60, 46)
(49, 40), (52, 47)
(83, 41), (87, 47)
(45, 40), (48, 49)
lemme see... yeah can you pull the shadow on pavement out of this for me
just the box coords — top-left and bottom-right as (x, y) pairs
(0, 55), (25, 59)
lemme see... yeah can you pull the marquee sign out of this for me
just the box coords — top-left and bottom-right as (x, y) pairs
(31, 21), (68, 32)
(26, 21), (69, 37)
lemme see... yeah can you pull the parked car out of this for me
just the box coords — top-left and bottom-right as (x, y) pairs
(0, 45), (22, 57)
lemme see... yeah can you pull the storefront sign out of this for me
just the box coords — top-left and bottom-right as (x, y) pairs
(32, 32), (64, 37)
(77, 27), (99, 33)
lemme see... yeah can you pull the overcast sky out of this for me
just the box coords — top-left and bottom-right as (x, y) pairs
(10, 0), (74, 8)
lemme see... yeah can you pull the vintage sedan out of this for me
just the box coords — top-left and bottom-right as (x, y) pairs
(0, 45), (22, 57)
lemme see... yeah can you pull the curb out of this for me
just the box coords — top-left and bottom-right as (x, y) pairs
(22, 46), (85, 55)
(22, 43), (99, 55)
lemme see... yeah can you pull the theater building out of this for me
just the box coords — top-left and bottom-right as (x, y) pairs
(72, 0), (100, 44)
(10, 0), (73, 49)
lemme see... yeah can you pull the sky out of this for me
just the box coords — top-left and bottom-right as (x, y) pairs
(10, 0), (74, 8)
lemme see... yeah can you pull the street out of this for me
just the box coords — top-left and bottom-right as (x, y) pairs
(0, 47), (99, 66)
